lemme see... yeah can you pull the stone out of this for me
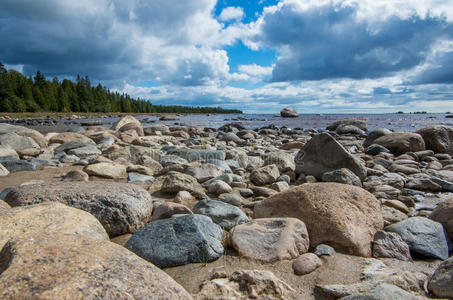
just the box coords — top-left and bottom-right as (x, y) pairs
(295, 133), (367, 180)
(166, 148), (226, 162)
(174, 190), (195, 204)
(221, 132), (243, 143)
(160, 155), (189, 167)
(67, 144), (101, 158)
(340, 283), (426, 300)
(430, 176), (453, 192)
(0, 157), (35, 173)
(0, 202), (109, 249)
(218, 193), (245, 206)
(383, 200), (409, 214)
(251, 186), (278, 197)
(185, 162), (224, 183)
(144, 124), (170, 135)
(263, 151), (296, 173)
(373, 132), (425, 155)
(336, 124), (364, 135)
(366, 144), (391, 155)
(292, 253), (322, 275)
(0, 146), (19, 158)
(280, 140), (305, 150)
(372, 230), (411, 261)
(0, 132), (39, 151)
(49, 132), (94, 145)
(428, 257), (453, 298)
(239, 188), (254, 198)
(197, 270), (297, 300)
(254, 183), (383, 257)
(110, 115), (142, 131)
(363, 128), (392, 148)
(280, 107), (299, 118)
(250, 164), (280, 186)
(417, 125), (453, 154)
(232, 218), (309, 262)
(270, 181), (290, 192)
(152, 202), (192, 221)
(193, 200), (249, 230)
(5, 182), (153, 237)
(128, 172), (155, 184)
(0, 234), (192, 299)
(55, 141), (91, 153)
(208, 180), (233, 195)
(322, 168), (362, 187)
(327, 119), (368, 131)
(161, 172), (207, 199)
(125, 214), (224, 268)
(83, 162), (127, 179)
(430, 197), (453, 240)
(61, 170), (89, 181)
(0, 123), (46, 147)
(314, 244), (336, 257)
(385, 217), (451, 260)
(0, 163), (9, 176)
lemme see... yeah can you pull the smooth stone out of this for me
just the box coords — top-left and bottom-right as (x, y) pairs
(0, 157), (35, 173)
(0, 132), (39, 151)
(185, 162), (224, 183)
(125, 214), (224, 268)
(128, 172), (155, 183)
(366, 144), (391, 156)
(363, 128), (392, 148)
(151, 202), (193, 221)
(417, 125), (453, 155)
(67, 145), (101, 158)
(430, 197), (453, 240)
(218, 193), (245, 206)
(208, 180), (233, 195)
(61, 170), (89, 182)
(314, 244), (336, 257)
(161, 172), (207, 200)
(292, 253), (323, 275)
(83, 162), (127, 179)
(385, 217), (451, 260)
(49, 132), (94, 145)
(373, 132), (425, 155)
(280, 107), (299, 118)
(322, 168), (362, 187)
(193, 200), (249, 230)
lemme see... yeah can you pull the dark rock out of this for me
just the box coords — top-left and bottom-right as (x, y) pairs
(193, 200), (249, 230)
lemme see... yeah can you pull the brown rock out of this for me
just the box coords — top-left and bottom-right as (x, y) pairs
(373, 132), (425, 155)
(292, 253), (323, 275)
(254, 183), (384, 257)
(185, 162), (224, 183)
(280, 141), (305, 150)
(0, 202), (109, 250)
(250, 164), (280, 186)
(83, 162), (127, 179)
(110, 115), (142, 132)
(382, 206), (408, 226)
(417, 125), (453, 155)
(430, 197), (453, 240)
(161, 172), (207, 199)
(232, 218), (309, 262)
(49, 132), (94, 145)
(118, 122), (144, 136)
(0, 234), (192, 299)
(152, 202), (193, 221)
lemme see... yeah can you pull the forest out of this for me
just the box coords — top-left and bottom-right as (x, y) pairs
(0, 62), (242, 114)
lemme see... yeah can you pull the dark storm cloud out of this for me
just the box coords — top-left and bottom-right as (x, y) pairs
(410, 51), (453, 84)
(250, 2), (452, 82)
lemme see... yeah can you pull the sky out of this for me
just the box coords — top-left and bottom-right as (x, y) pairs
(1, 0), (453, 113)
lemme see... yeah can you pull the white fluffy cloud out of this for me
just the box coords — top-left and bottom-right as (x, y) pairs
(219, 6), (245, 22)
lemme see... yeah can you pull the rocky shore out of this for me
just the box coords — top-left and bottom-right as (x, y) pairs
(0, 115), (452, 299)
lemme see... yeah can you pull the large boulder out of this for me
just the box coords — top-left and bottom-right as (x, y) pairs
(5, 182), (153, 237)
(110, 115), (142, 131)
(0, 132), (39, 151)
(363, 128), (392, 148)
(428, 257), (453, 299)
(49, 132), (94, 145)
(0, 123), (46, 147)
(161, 172), (208, 199)
(280, 108), (299, 118)
(373, 132), (425, 155)
(385, 217), (451, 260)
(430, 198), (453, 240)
(254, 183), (383, 257)
(193, 200), (249, 230)
(295, 133), (367, 180)
(125, 214), (224, 268)
(0, 202), (108, 249)
(417, 125), (453, 155)
(0, 234), (192, 299)
(231, 218), (309, 262)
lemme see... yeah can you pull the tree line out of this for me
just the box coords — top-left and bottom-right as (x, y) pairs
(0, 62), (242, 114)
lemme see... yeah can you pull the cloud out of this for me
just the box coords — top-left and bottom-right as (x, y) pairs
(244, 0), (453, 82)
(219, 6), (244, 22)
(0, 0), (237, 86)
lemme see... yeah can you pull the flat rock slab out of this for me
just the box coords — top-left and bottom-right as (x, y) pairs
(0, 202), (108, 249)
(231, 218), (309, 262)
(5, 181), (153, 237)
(0, 234), (192, 299)
(385, 217), (451, 260)
(126, 214), (224, 268)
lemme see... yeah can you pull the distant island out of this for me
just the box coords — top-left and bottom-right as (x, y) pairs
(0, 62), (242, 114)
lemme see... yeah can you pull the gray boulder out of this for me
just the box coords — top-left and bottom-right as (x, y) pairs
(5, 182), (153, 237)
(125, 214), (224, 268)
(0, 132), (39, 151)
(385, 217), (451, 260)
(280, 108), (299, 118)
(193, 200), (249, 230)
(417, 125), (453, 154)
(295, 133), (366, 180)
(0, 156), (35, 173)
